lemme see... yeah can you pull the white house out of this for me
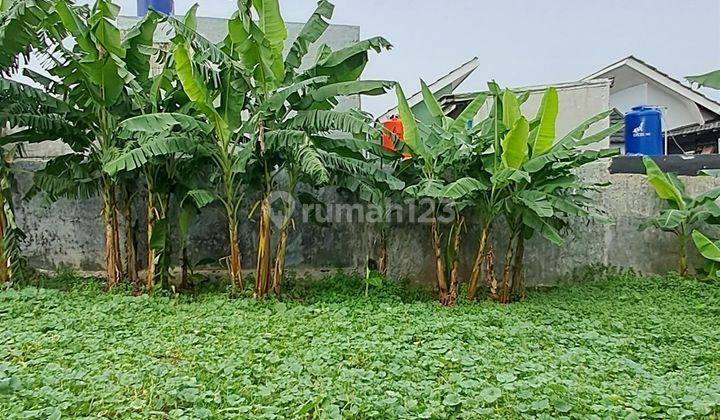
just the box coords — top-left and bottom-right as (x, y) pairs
(584, 56), (720, 154)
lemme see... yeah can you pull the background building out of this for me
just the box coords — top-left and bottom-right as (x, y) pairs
(584, 56), (720, 154)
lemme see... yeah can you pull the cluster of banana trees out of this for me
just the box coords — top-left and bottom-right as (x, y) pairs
(0, 0), (622, 304)
(0, 0), (403, 296)
(394, 81), (621, 305)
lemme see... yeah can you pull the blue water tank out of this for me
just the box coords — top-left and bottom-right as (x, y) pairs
(137, 0), (173, 16)
(624, 106), (664, 156)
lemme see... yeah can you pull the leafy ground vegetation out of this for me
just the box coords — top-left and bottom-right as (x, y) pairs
(1, 271), (720, 419)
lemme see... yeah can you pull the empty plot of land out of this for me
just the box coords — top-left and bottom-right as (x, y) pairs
(1, 274), (719, 418)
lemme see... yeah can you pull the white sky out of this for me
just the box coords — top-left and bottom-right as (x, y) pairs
(80, 0), (720, 116)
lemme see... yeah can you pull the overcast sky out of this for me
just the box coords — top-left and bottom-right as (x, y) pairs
(83, 0), (720, 116)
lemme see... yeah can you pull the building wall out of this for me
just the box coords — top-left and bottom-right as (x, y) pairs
(644, 82), (703, 130)
(612, 83), (648, 114)
(471, 80), (612, 150)
(604, 67), (705, 131)
(525, 82), (611, 150)
(408, 84), (457, 123)
(609, 80), (703, 131)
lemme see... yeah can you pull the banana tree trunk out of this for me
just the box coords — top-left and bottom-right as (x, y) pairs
(180, 243), (190, 290)
(271, 175), (297, 298)
(0, 136), (6, 284)
(254, 122), (272, 299)
(498, 233), (516, 304)
(146, 192), (157, 291)
(377, 227), (388, 278)
(468, 222), (491, 301)
(446, 216), (464, 307)
(159, 195), (172, 288)
(486, 245), (498, 300)
(271, 221), (289, 298)
(122, 194), (138, 287)
(431, 212), (448, 305)
(0, 163), (22, 284)
(227, 214), (244, 290)
(679, 232), (689, 277)
(101, 180), (121, 289)
(510, 235), (526, 301)
(0, 189), (7, 284)
(113, 200), (121, 282)
(147, 192), (171, 292)
(255, 195), (272, 298)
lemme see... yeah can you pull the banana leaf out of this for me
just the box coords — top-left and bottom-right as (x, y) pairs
(642, 156), (686, 209)
(692, 230), (720, 262)
(285, 0), (334, 73)
(501, 117), (529, 169)
(529, 87), (558, 156)
(687, 70), (720, 90)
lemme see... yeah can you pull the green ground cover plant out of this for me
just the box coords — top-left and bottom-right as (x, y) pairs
(2, 271), (719, 418)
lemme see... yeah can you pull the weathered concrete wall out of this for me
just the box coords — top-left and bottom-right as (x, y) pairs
(14, 158), (720, 284)
(594, 165), (719, 276)
(12, 159), (372, 274)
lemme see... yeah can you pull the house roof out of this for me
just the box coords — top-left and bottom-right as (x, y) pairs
(582, 55), (720, 117)
(379, 57), (479, 120)
(669, 120), (720, 137)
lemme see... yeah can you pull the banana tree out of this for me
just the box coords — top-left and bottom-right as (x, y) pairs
(336, 162), (405, 277)
(396, 81), (490, 306)
(167, 0), (394, 298)
(102, 10), (219, 291)
(176, 181), (216, 289)
(266, 118), (405, 295)
(0, 0), (56, 72)
(464, 83), (550, 300)
(0, 142), (26, 284)
(8, 0), (159, 288)
(641, 158), (720, 276)
(0, 1), (92, 284)
(479, 85), (621, 303)
(464, 83), (505, 301)
(106, 126), (214, 291)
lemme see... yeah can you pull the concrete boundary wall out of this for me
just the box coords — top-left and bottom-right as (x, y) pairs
(12, 159), (720, 285)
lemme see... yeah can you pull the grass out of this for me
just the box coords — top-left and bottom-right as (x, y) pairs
(1, 270), (720, 419)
